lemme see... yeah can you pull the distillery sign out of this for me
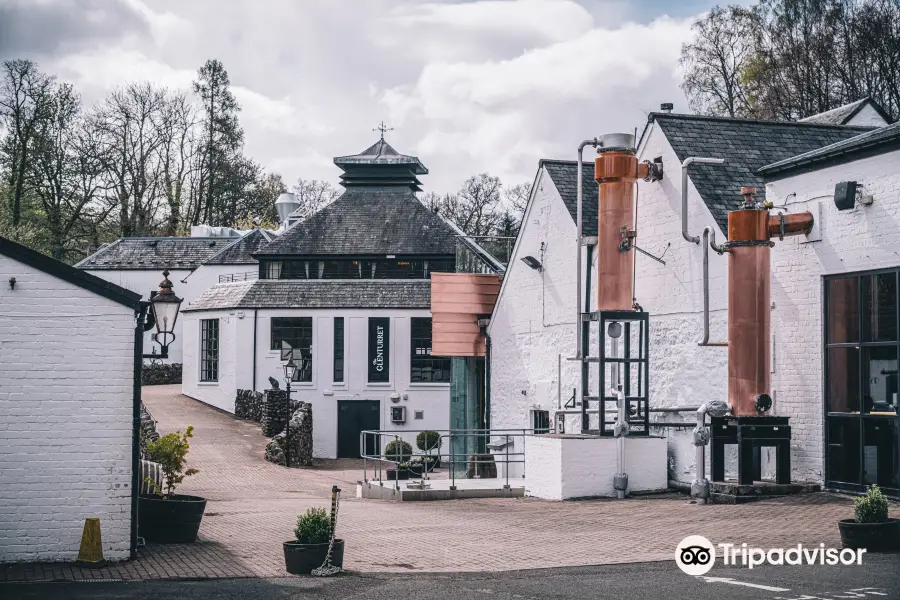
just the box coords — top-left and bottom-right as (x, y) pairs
(368, 317), (390, 382)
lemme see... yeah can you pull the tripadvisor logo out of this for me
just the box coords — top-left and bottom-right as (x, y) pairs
(675, 536), (867, 574)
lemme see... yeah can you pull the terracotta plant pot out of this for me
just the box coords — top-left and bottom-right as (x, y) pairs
(138, 494), (207, 543)
(283, 539), (344, 575)
(838, 518), (900, 552)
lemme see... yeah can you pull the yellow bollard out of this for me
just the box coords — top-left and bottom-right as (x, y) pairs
(75, 518), (106, 568)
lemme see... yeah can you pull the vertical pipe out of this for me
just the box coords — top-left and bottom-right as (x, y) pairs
(575, 138), (598, 412)
(581, 245), (593, 432)
(252, 309), (258, 392)
(131, 304), (147, 559)
(681, 157), (725, 245)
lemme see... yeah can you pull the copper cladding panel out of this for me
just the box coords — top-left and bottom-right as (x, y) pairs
(430, 273), (501, 357)
(727, 209), (771, 416)
(595, 152), (636, 311)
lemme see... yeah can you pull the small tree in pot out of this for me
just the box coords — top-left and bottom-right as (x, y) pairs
(284, 507), (344, 575)
(384, 440), (412, 481)
(838, 485), (900, 551)
(416, 430), (442, 469)
(139, 425), (207, 543)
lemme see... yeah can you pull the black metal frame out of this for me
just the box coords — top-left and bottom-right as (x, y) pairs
(333, 317), (345, 383)
(271, 317), (313, 382)
(199, 318), (219, 382)
(823, 267), (900, 496)
(410, 317), (451, 383)
(595, 310), (650, 437)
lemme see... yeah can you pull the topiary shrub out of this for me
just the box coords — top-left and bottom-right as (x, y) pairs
(144, 425), (199, 497)
(295, 508), (331, 544)
(416, 430), (441, 453)
(384, 439), (413, 463)
(855, 484), (890, 523)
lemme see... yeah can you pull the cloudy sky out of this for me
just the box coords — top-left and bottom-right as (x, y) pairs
(1, 0), (723, 194)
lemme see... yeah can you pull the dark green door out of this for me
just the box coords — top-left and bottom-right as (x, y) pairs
(337, 400), (380, 459)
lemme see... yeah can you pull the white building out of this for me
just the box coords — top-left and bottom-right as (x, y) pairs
(0, 235), (142, 562)
(490, 99), (899, 496)
(180, 137), (500, 458)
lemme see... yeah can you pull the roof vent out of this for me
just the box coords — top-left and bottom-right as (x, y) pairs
(208, 241), (216, 247)
(146, 240), (158, 247)
(660, 103), (674, 113)
(275, 193), (301, 223)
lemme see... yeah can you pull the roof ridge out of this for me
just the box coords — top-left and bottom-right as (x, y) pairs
(74, 237), (123, 267)
(650, 111), (874, 131)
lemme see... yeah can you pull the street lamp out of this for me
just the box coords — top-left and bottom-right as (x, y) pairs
(142, 269), (183, 359)
(283, 357), (297, 468)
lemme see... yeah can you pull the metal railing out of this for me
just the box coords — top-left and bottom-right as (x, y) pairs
(360, 429), (529, 491)
(219, 271), (258, 283)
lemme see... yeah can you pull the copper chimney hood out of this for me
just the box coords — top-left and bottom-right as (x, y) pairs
(725, 187), (814, 416)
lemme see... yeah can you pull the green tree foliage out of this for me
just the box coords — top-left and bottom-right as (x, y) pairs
(294, 508), (332, 544)
(144, 425), (200, 497)
(680, 0), (900, 121)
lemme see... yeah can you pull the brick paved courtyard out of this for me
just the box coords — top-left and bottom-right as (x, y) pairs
(3, 385), (897, 582)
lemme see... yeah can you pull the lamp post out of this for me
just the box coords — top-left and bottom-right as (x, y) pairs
(142, 270), (183, 359)
(283, 358), (297, 468)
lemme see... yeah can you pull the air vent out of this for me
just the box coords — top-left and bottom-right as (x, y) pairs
(146, 240), (157, 247)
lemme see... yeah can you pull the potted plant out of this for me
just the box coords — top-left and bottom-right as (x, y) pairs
(283, 508), (344, 575)
(839, 484), (900, 551)
(416, 430), (442, 468)
(139, 425), (206, 543)
(401, 460), (423, 477)
(383, 440), (412, 481)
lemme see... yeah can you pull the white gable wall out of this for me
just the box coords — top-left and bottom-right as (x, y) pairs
(846, 103), (890, 127)
(0, 254), (135, 562)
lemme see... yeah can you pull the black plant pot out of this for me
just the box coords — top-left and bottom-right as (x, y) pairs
(403, 465), (424, 477)
(283, 540), (344, 575)
(386, 469), (408, 481)
(138, 494), (207, 543)
(839, 518), (900, 552)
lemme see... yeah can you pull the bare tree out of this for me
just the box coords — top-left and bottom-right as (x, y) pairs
(441, 173), (503, 238)
(680, 5), (759, 117)
(290, 178), (339, 220)
(157, 92), (197, 235)
(0, 59), (55, 226)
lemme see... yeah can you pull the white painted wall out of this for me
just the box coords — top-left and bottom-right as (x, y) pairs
(84, 265), (236, 363)
(181, 306), (450, 458)
(765, 148), (900, 481)
(846, 103), (890, 127)
(0, 254), (135, 562)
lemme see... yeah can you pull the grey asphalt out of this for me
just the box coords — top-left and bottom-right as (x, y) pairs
(2, 556), (898, 599)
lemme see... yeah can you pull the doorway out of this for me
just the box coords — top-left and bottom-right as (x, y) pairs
(337, 400), (381, 459)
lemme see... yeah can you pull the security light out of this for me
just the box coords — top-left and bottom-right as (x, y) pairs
(521, 255), (542, 271)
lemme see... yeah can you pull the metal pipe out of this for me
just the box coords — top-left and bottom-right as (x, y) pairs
(575, 138), (598, 362)
(698, 227), (728, 347)
(691, 404), (710, 504)
(649, 406), (702, 413)
(681, 157), (725, 244)
(613, 386), (628, 499)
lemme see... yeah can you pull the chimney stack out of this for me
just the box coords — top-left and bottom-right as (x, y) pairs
(660, 103), (673, 114)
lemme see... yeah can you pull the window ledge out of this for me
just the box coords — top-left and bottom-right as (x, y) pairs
(408, 383), (451, 388)
(198, 381), (219, 386)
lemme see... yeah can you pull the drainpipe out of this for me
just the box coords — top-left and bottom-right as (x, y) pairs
(485, 330), (492, 431)
(691, 399), (731, 504)
(681, 157), (725, 244)
(131, 303), (147, 559)
(698, 227), (728, 347)
(252, 309), (258, 392)
(609, 322), (628, 499)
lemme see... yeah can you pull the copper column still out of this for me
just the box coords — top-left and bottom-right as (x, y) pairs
(726, 187), (814, 416)
(595, 148), (651, 311)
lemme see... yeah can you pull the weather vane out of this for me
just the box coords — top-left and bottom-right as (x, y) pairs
(373, 121), (394, 140)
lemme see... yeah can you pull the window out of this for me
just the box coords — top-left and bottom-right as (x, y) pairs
(265, 261), (283, 279)
(410, 317), (450, 383)
(532, 410), (550, 434)
(825, 270), (900, 495)
(200, 319), (219, 382)
(271, 317), (313, 382)
(333, 317), (344, 383)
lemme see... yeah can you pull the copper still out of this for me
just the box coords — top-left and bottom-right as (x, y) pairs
(594, 149), (654, 311)
(727, 187), (814, 416)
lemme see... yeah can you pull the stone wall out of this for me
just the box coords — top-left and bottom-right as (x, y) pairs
(262, 389), (290, 437)
(265, 402), (314, 467)
(235, 389), (264, 422)
(139, 402), (160, 457)
(141, 362), (182, 385)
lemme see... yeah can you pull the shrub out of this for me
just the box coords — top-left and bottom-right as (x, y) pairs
(144, 425), (199, 497)
(295, 508), (331, 544)
(416, 430), (441, 452)
(854, 484), (890, 523)
(384, 439), (413, 463)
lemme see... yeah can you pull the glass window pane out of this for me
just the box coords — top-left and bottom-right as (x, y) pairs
(827, 277), (859, 344)
(863, 419), (899, 490)
(862, 346), (898, 415)
(827, 417), (860, 485)
(863, 273), (897, 342)
(827, 347), (860, 413)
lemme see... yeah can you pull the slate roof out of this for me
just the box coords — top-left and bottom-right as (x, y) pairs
(334, 138), (428, 174)
(651, 113), (872, 231)
(183, 279), (431, 312)
(255, 186), (457, 257)
(202, 229), (274, 265)
(759, 121), (900, 178)
(798, 97), (892, 126)
(1, 236), (141, 309)
(540, 160), (600, 236)
(75, 237), (227, 270)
